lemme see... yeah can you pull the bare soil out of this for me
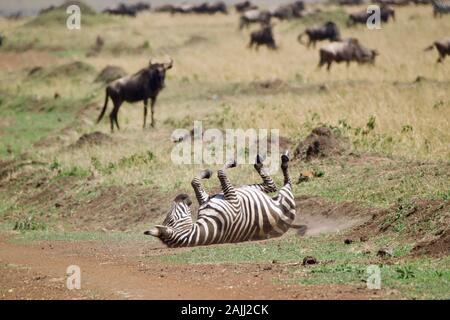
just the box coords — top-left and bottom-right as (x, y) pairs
(0, 235), (392, 300)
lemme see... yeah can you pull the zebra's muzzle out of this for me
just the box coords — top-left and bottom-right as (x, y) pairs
(144, 227), (160, 237)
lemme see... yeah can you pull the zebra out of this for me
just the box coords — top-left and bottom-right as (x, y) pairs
(431, 0), (450, 17)
(144, 152), (296, 247)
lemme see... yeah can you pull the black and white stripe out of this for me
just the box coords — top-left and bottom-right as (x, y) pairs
(145, 153), (296, 247)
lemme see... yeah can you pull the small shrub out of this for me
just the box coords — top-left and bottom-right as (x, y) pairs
(13, 215), (47, 231)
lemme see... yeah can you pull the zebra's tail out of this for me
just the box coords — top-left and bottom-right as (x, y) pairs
(290, 223), (307, 236)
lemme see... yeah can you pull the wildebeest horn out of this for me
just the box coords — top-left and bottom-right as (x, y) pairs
(149, 58), (154, 66)
(164, 57), (173, 69)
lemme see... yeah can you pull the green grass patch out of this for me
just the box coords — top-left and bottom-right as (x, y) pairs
(293, 159), (450, 208)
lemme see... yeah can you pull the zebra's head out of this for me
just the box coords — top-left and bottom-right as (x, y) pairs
(144, 193), (193, 239)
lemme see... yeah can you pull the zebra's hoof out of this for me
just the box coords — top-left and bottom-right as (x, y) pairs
(281, 150), (290, 164)
(224, 159), (237, 169)
(256, 154), (264, 164)
(201, 169), (213, 179)
(254, 154), (264, 170)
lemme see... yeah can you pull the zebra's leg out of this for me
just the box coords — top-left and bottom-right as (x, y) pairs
(217, 160), (239, 209)
(191, 169), (212, 206)
(276, 151), (295, 222)
(281, 150), (291, 186)
(249, 154), (277, 193)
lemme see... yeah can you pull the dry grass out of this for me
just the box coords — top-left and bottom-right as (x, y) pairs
(0, 5), (449, 192)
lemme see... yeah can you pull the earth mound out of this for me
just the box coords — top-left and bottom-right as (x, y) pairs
(28, 61), (96, 80)
(95, 65), (127, 84)
(351, 198), (450, 257)
(294, 126), (350, 161)
(70, 132), (113, 148)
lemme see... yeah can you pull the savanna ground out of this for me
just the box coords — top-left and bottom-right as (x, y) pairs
(0, 2), (449, 299)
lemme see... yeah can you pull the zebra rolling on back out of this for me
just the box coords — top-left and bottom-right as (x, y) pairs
(431, 0), (450, 17)
(144, 152), (296, 247)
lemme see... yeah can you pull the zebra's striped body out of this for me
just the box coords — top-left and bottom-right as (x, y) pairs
(145, 153), (296, 247)
(432, 0), (450, 17)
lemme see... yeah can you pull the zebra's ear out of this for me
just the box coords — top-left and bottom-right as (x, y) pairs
(174, 193), (192, 206)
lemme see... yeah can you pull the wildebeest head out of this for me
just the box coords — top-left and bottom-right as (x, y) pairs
(147, 58), (173, 89)
(346, 39), (379, 64)
(324, 21), (341, 41)
(380, 5), (395, 21)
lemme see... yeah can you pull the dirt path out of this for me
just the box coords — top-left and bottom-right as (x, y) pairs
(0, 235), (390, 300)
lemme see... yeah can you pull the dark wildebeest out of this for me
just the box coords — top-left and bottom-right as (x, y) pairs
(298, 21), (341, 48)
(170, 3), (195, 14)
(347, 6), (395, 26)
(153, 4), (174, 12)
(249, 24), (277, 50)
(374, 0), (410, 6)
(431, 0), (450, 17)
(271, 1), (304, 20)
(337, 0), (363, 5)
(235, 1), (258, 13)
(425, 37), (450, 62)
(239, 9), (272, 29)
(193, 1), (228, 14)
(103, 4), (136, 17)
(0, 34), (3, 48)
(318, 38), (379, 71)
(97, 58), (173, 132)
(206, 1), (228, 14)
(103, 2), (151, 17)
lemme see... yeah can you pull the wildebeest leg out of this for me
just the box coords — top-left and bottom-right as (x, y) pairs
(437, 49), (445, 63)
(110, 99), (122, 132)
(217, 159), (239, 210)
(191, 169), (212, 205)
(248, 154), (277, 193)
(327, 61), (332, 71)
(143, 99), (148, 129)
(150, 97), (157, 128)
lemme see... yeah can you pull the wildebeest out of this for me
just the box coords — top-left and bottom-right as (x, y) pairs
(97, 58), (173, 132)
(271, 1), (304, 20)
(249, 24), (277, 50)
(347, 6), (395, 26)
(239, 9), (272, 29)
(298, 21), (341, 48)
(337, 0), (363, 5)
(207, 1), (228, 14)
(318, 38), (379, 71)
(425, 37), (450, 62)
(170, 3), (195, 14)
(153, 4), (174, 12)
(0, 34), (3, 48)
(431, 0), (450, 17)
(103, 2), (151, 17)
(235, 1), (258, 13)
(374, 0), (410, 5)
(193, 1), (228, 14)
